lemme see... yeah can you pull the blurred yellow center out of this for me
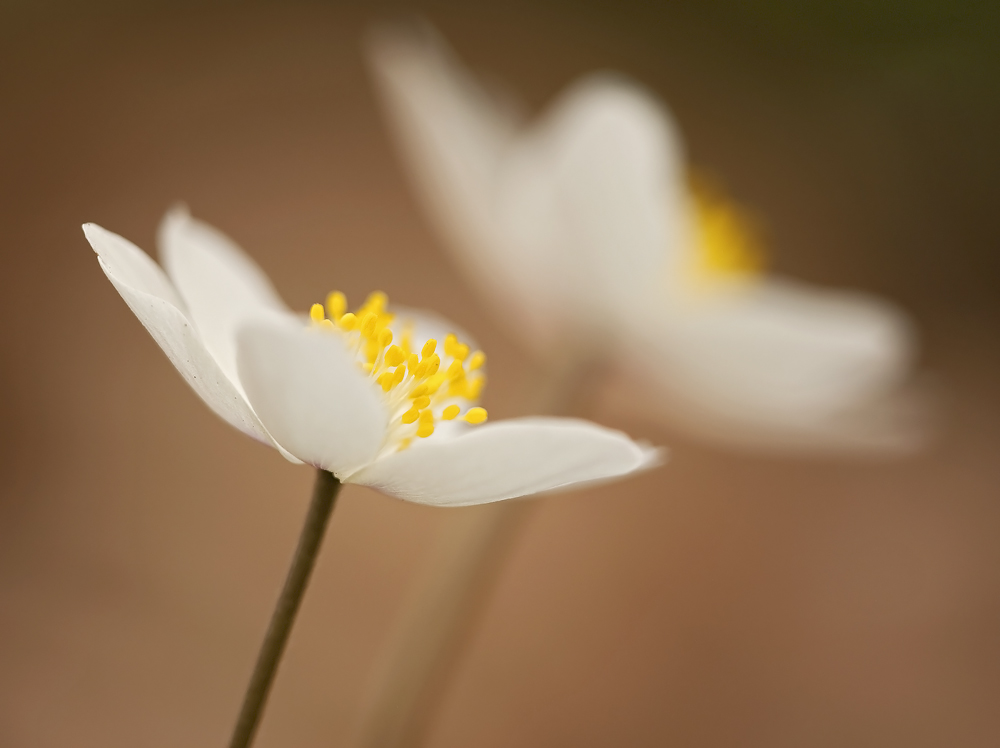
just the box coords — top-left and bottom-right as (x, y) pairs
(687, 173), (767, 287)
(309, 291), (487, 448)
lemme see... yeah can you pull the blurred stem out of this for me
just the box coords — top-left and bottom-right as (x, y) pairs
(355, 354), (605, 748)
(228, 469), (341, 748)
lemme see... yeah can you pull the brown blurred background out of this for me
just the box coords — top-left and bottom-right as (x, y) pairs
(1, 1), (999, 746)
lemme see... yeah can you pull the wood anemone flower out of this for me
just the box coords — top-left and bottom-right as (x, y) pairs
(367, 24), (931, 455)
(84, 207), (661, 505)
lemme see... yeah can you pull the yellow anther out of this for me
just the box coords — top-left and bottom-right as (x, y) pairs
(463, 407), (487, 424)
(416, 408), (435, 438)
(689, 173), (767, 282)
(466, 376), (485, 399)
(448, 377), (469, 398)
(423, 372), (445, 395)
(468, 351), (486, 370)
(308, 292), (493, 449)
(326, 291), (347, 321)
(400, 325), (413, 356)
(362, 291), (388, 314)
(360, 312), (377, 337)
(385, 345), (405, 367)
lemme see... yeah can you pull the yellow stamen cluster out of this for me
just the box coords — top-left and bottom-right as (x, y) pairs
(309, 290), (488, 448)
(688, 172), (767, 284)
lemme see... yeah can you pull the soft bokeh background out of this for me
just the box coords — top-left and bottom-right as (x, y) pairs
(2, 1), (998, 746)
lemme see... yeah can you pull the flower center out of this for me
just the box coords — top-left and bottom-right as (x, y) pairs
(686, 173), (767, 289)
(309, 291), (487, 451)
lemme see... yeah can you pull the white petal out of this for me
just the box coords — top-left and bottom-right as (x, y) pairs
(610, 366), (932, 457)
(501, 75), (689, 336)
(366, 24), (519, 241)
(158, 205), (291, 386)
(617, 276), (928, 454)
(365, 26), (562, 351)
(347, 417), (663, 506)
(662, 278), (912, 414)
(236, 319), (389, 476)
(83, 223), (283, 449)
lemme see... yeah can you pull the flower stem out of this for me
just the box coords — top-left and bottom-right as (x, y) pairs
(228, 469), (342, 748)
(355, 501), (535, 748)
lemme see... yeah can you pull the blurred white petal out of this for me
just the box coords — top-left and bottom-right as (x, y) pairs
(348, 417), (663, 506)
(615, 277), (928, 454)
(609, 365), (931, 457)
(236, 319), (389, 476)
(502, 75), (689, 337)
(641, 278), (916, 417)
(366, 25), (562, 351)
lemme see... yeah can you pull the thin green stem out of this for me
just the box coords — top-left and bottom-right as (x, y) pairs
(228, 469), (342, 748)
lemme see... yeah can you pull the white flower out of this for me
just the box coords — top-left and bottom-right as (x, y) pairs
(366, 24), (929, 455)
(84, 207), (661, 505)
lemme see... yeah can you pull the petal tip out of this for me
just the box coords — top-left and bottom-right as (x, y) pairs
(158, 202), (192, 245)
(163, 201), (192, 224)
(636, 443), (668, 472)
(82, 222), (117, 254)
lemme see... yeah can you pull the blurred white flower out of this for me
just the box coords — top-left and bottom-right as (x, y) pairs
(84, 208), (660, 505)
(367, 25), (930, 455)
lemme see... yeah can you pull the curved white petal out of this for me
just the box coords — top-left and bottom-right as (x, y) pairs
(366, 24), (519, 249)
(158, 205), (291, 386)
(610, 365), (932, 457)
(83, 223), (283, 449)
(617, 276), (927, 453)
(236, 319), (389, 476)
(347, 417), (663, 507)
(365, 26), (562, 351)
(500, 75), (688, 336)
(659, 278), (913, 415)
